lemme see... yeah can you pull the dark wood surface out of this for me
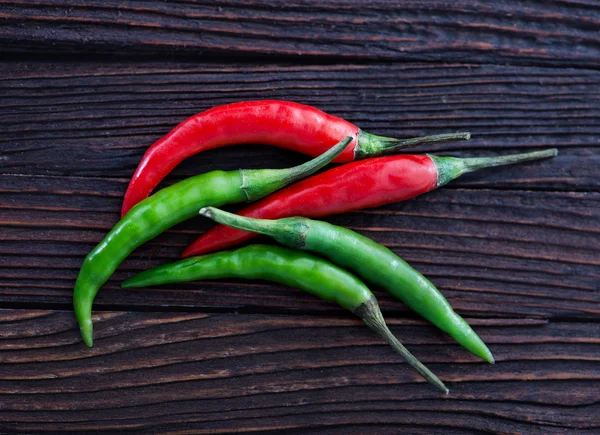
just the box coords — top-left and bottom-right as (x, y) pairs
(2, 1), (600, 68)
(0, 2), (598, 434)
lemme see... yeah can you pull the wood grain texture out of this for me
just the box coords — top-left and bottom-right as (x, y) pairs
(1, 2), (599, 431)
(0, 309), (598, 434)
(1, 1), (600, 68)
(1, 172), (598, 318)
(1, 61), (598, 190)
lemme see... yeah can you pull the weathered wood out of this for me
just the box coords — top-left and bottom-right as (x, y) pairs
(1, 61), (597, 190)
(1, 173), (597, 318)
(1, 1), (599, 68)
(1, 3), (599, 431)
(0, 309), (598, 433)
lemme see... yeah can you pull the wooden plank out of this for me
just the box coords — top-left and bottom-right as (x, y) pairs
(1, 173), (597, 318)
(0, 1), (599, 68)
(1, 2), (598, 433)
(0, 309), (598, 433)
(1, 61), (598, 190)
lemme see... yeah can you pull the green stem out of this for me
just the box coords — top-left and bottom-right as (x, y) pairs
(357, 131), (471, 158)
(354, 297), (449, 394)
(461, 148), (558, 174)
(431, 148), (558, 187)
(283, 136), (353, 182)
(200, 207), (276, 236)
(241, 136), (352, 201)
(199, 207), (308, 247)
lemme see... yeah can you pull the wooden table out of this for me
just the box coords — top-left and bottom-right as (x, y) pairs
(1, 2), (598, 433)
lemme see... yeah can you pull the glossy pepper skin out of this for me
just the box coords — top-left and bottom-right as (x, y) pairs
(200, 207), (495, 364)
(123, 244), (449, 393)
(122, 99), (470, 216)
(73, 138), (352, 348)
(184, 148), (558, 258)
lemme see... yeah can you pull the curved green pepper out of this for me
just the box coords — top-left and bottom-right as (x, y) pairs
(74, 137), (352, 347)
(123, 244), (448, 393)
(199, 207), (495, 364)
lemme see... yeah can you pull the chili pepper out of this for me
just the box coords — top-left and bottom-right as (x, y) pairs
(199, 207), (495, 364)
(122, 244), (449, 393)
(183, 148), (557, 258)
(73, 137), (352, 347)
(121, 99), (471, 216)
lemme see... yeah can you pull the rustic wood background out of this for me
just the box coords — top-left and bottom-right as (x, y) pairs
(1, 1), (599, 433)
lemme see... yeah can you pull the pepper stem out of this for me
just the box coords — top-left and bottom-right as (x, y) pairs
(200, 206), (276, 235)
(354, 297), (449, 394)
(199, 207), (308, 248)
(356, 131), (471, 159)
(431, 148), (558, 187)
(461, 148), (558, 173)
(241, 136), (352, 201)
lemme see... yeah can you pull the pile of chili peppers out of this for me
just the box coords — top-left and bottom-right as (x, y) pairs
(74, 100), (557, 393)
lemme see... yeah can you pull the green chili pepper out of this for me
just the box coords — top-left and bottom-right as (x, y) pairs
(199, 207), (495, 364)
(73, 137), (353, 348)
(122, 244), (449, 393)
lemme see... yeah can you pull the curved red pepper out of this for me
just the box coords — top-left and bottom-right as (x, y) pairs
(122, 100), (468, 216)
(182, 155), (438, 258)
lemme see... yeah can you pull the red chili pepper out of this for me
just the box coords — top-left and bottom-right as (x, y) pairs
(121, 100), (469, 216)
(182, 148), (557, 258)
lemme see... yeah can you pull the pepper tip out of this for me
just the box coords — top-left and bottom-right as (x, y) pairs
(82, 333), (93, 348)
(481, 349), (495, 364)
(80, 322), (94, 347)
